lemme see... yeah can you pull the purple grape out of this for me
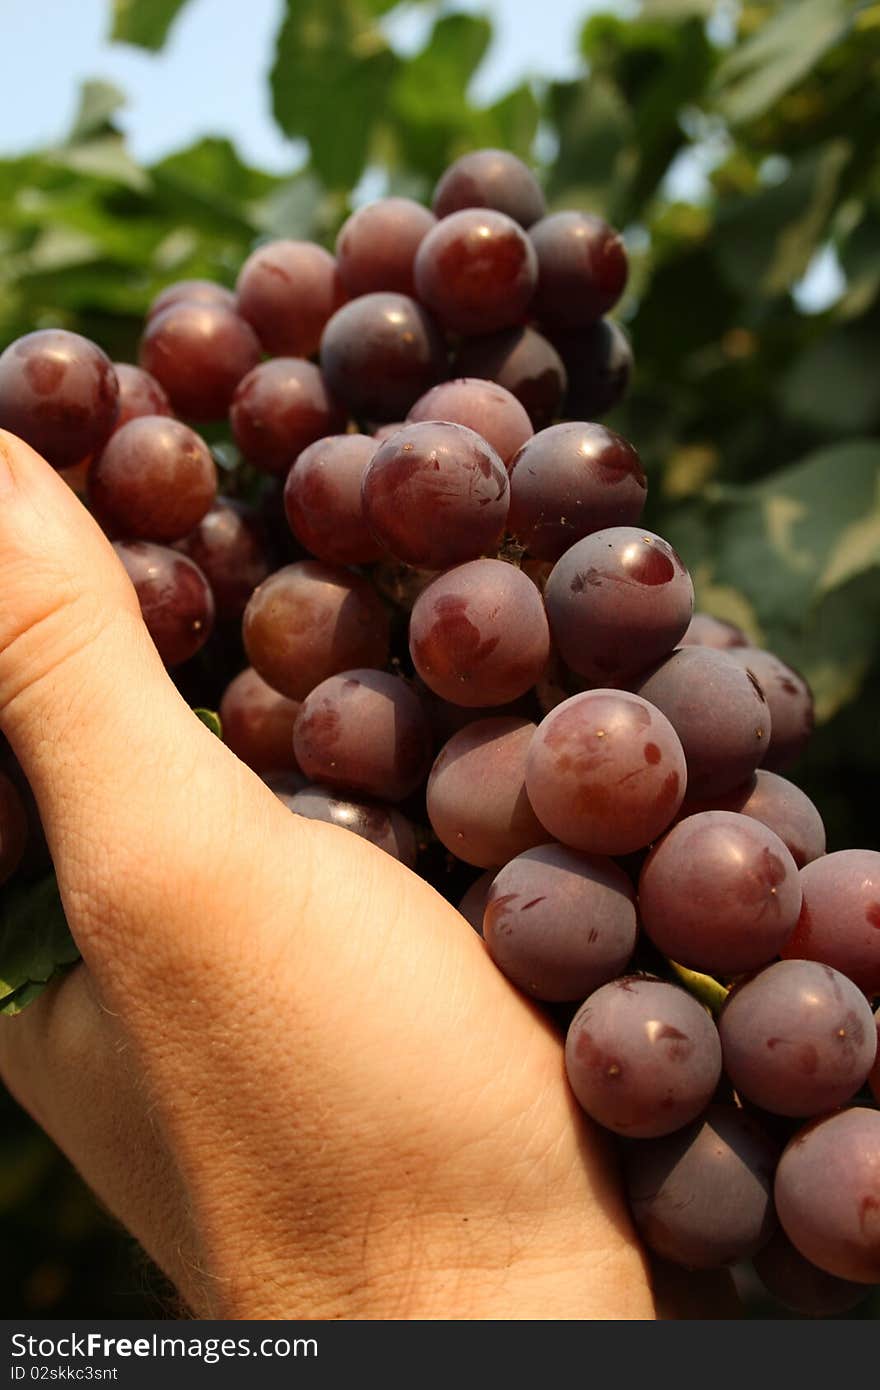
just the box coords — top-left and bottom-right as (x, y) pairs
(565, 977), (722, 1137)
(230, 358), (347, 478)
(484, 844), (637, 1002)
(525, 690), (687, 857)
(235, 240), (346, 358)
(288, 786), (417, 869)
(677, 769), (827, 870)
(530, 212), (627, 328)
(112, 362), (173, 430)
(639, 811), (802, 977)
(219, 668), (301, 776)
(89, 416), (217, 543)
(458, 870), (495, 935)
(781, 849), (880, 996)
(544, 528), (694, 684)
(283, 433), (383, 565)
(426, 717), (546, 869)
(0, 771), (28, 886)
(409, 559), (550, 707)
(407, 378), (533, 468)
(335, 198), (437, 298)
(414, 209), (538, 336)
(752, 1229), (869, 1317)
(719, 960), (877, 1117)
(633, 647), (771, 799)
(0, 329), (119, 470)
(320, 292), (447, 422)
(361, 421), (509, 570)
(623, 1104), (779, 1269)
(432, 149), (546, 228)
(681, 612), (748, 650)
(775, 1108), (880, 1283)
(114, 540), (214, 667)
(139, 301), (261, 422)
(551, 318), (633, 419)
(242, 562), (391, 702)
(726, 647), (814, 772)
(293, 670), (432, 803)
(174, 498), (270, 621)
(454, 326), (567, 430)
(147, 279), (236, 319)
(508, 423), (647, 562)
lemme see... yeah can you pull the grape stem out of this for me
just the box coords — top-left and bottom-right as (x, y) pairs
(668, 960), (729, 1016)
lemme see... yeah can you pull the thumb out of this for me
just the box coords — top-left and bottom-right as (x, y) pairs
(0, 429), (271, 971)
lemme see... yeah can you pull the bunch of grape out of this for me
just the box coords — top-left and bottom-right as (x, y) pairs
(0, 146), (877, 1319)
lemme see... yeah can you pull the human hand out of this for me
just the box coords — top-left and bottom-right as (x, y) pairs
(0, 428), (686, 1321)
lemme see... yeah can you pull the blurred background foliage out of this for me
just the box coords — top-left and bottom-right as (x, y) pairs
(0, 0), (878, 1319)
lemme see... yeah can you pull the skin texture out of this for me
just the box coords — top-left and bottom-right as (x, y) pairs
(0, 430), (737, 1322)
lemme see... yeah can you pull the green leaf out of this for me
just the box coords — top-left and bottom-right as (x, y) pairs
(545, 73), (634, 216)
(194, 708), (223, 739)
(110, 0), (192, 51)
(47, 135), (153, 194)
(712, 0), (854, 126)
(271, 0), (398, 189)
(0, 877), (80, 1006)
(781, 321), (880, 435)
(67, 81), (127, 143)
(391, 12), (492, 177)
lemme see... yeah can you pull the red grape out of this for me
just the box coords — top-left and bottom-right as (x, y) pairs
(406, 378), (532, 468)
(320, 292), (447, 422)
(89, 416), (217, 542)
(175, 498), (270, 620)
(677, 769), (826, 870)
(112, 362), (173, 430)
(414, 209), (538, 336)
(726, 647), (814, 772)
(336, 198), (437, 298)
(781, 849), (880, 996)
(139, 301), (261, 421)
(454, 326), (567, 430)
(681, 612), (748, 650)
(235, 239), (345, 357)
(147, 279), (236, 319)
(0, 329), (119, 470)
(283, 434), (383, 565)
(286, 786), (418, 869)
(753, 1230), (869, 1317)
(551, 318), (633, 419)
(114, 540), (214, 666)
(432, 149), (546, 228)
(530, 212), (627, 328)
(219, 667), (301, 775)
(230, 358), (346, 477)
(458, 869), (495, 935)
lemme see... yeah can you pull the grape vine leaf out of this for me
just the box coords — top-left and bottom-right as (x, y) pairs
(0, 877), (80, 1013)
(110, 0), (193, 51)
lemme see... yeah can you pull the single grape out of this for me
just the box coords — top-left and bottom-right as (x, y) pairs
(371, 421), (407, 443)
(138, 301), (261, 421)
(235, 240), (345, 357)
(361, 421), (509, 570)
(633, 647), (771, 799)
(781, 849), (880, 996)
(454, 326), (567, 430)
(0, 329), (119, 470)
(147, 279), (236, 319)
(336, 198), (437, 298)
(525, 690), (687, 857)
(230, 358), (347, 478)
(112, 363), (173, 430)
(551, 319), (633, 419)
(293, 670), (432, 803)
(414, 209), (538, 336)
(426, 717), (546, 869)
(530, 213), (627, 328)
(638, 811), (802, 977)
(544, 528), (694, 684)
(565, 976), (722, 1137)
(432, 149), (546, 228)
(681, 612), (748, 650)
(623, 1104), (779, 1269)
(508, 423), (647, 562)
(458, 870), (495, 935)
(283, 434), (383, 565)
(677, 769), (826, 870)
(219, 668), (301, 775)
(409, 559), (550, 708)
(752, 1229), (869, 1318)
(287, 786), (418, 869)
(484, 845), (637, 1002)
(175, 499), (270, 620)
(320, 292), (447, 422)
(242, 562), (391, 702)
(0, 771), (28, 886)
(719, 960), (877, 1117)
(114, 541), (214, 667)
(775, 1108), (880, 1283)
(88, 416), (217, 543)
(725, 647), (814, 772)
(407, 378), (533, 469)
